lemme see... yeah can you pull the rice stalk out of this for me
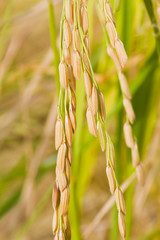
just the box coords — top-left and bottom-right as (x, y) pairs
(52, 0), (157, 239)
(52, 0), (77, 238)
(98, 0), (145, 188)
(71, 0), (127, 238)
(48, 0), (60, 93)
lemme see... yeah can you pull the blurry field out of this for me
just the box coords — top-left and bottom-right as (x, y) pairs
(0, 0), (160, 240)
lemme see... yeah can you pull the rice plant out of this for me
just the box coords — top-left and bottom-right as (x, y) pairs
(0, 0), (160, 240)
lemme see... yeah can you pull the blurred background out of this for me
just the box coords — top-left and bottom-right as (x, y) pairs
(0, 0), (160, 240)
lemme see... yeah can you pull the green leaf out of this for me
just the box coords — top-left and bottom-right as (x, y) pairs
(0, 187), (22, 219)
(143, 0), (160, 60)
(48, 0), (60, 93)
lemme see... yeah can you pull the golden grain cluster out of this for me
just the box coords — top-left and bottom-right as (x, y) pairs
(100, 0), (145, 186)
(53, 0), (145, 239)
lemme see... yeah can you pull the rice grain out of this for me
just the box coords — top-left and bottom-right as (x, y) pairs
(55, 118), (63, 150)
(59, 61), (68, 89)
(86, 108), (97, 137)
(60, 187), (70, 215)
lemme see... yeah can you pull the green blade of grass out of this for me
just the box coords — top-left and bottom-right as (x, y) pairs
(109, 85), (123, 240)
(37, 154), (57, 179)
(106, 49), (158, 123)
(125, 175), (134, 240)
(121, 0), (133, 54)
(48, 0), (60, 94)
(0, 187), (22, 218)
(114, 0), (121, 12)
(69, 72), (86, 240)
(143, 0), (160, 60)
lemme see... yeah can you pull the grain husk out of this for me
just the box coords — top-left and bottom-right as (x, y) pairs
(69, 88), (76, 110)
(59, 61), (68, 89)
(106, 140), (116, 169)
(136, 163), (145, 186)
(69, 103), (76, 132)
(97, 121), (106, 151)
(99, 91), (106, 122)
(123, 97), (135, 124)
(55, 118), (63, 150)
(106, 20), (117, 48)
(105, 2), (116, 26)
(65, 223), (71, 240)
(80, 6), (89, 34)
(65, 158), (71, 183)
(63, 19), (72, 48)
(65, 114), (73, 146)
(52, 182), (60, 210)
(107, 45), (122, 72)
(118, 72), (131, 99)
(106, 165), (116, 194)
(60, 187), (70, 215)
(131, 142), (140, 167)
(82, 0), (88, 6)
(86, 108), (97, 137)
(87, 96), (93, 111)
(68, 65), (76, 91)
(123, 122), (134, 148)
(57, 143), (67, 171)
(118, 211), (126, 239)
(56, 167), (67, 192)
(54, 232), (59, 240)
(65, 0), (73, 24)
(73, 51), (81, 80)
(59, 229), (65, 240)
(67, 146), (73, 165)
(84, 70), (92, 97)
(92, 85), (98, 115)
(64, 46), (71, 65)
(63, 214), (69, 230)
(52, 209), (58, 235)
(83, 51), (90, 70)
(115, 187), (126, 215)
(84, 35), (91, 57)
(115, 39), (128, 68)
(73, 28), (81, 53)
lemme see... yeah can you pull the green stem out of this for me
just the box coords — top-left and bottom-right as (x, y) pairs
(69, 72), (85, 240)
(70, 182), (81, 240)
(125, 180), (134, 240)
(57, 0), (66, 119)
(60, 0), (66, 59)
(48, 0), (60, 94)
(106, 49), (158, 122)
(114, 0), (121, 12)
(96, 2), (109, 44)
(0, 187), (22, 219)
(143, 0), (160, 61)
(110, 86), (123, 240)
